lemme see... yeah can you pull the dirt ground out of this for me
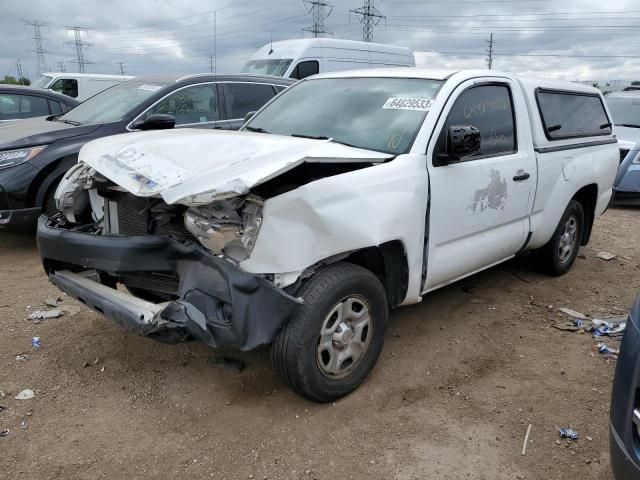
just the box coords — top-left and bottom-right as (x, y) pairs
(1, 207), (638, 480)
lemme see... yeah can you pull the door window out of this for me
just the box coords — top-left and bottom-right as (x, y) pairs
(0, 94), (49, 119)
(144, 84), (219, 125)
(289, 60), (319, 80)
(438, 84), (517, 159)
(223, 83), (276, 119)
(48, 100), (63, 115)
(49, 78), (79, 98)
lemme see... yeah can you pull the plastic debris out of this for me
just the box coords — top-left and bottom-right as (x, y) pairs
(44, 297), (61, 307)
(559, 428), (579, 440)
(14, 389), (35, 400)
(596, 251), (617, 261)
(522, 424), (532, 456)
(596, 343), (619, 357)
(15, 355), (29, 362)
(0, 429), (9, 437)
(28, 309), (63, 321)
(592, 318), (626, 339)
(31, 337), (41, 349)
(61, 305), (81, 316)
(558, 308), (588, 320)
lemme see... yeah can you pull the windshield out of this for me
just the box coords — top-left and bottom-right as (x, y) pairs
(606, 96), (640, 127)
(33, 74), (53, 89)
(244, 77), (444, 154)
(59, 81), (167, 125)
(242, 59), (293, 77)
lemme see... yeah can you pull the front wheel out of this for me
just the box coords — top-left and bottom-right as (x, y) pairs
(535, 200), (584, 276)
(271, 263), (388, 402)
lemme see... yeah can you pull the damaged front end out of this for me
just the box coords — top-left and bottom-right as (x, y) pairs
(40, 165), (299, 351)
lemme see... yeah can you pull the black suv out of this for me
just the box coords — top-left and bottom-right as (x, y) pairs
(0, 84), (79, 122)
(0, 74), (293, 229)
(610, 294), (640, 479)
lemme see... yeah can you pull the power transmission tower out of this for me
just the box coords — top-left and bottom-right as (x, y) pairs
(65, 26), (93, 73)
(58, 61), (66, 72)
(117, 62), (126, 75)
(208, 54), (215, 73)
(24, 20), (50, 74)
(303, 0), (333, 38)
(486, 33), (495, 69)
(350, 0), (385, 42)
(16, 59), (25, 85)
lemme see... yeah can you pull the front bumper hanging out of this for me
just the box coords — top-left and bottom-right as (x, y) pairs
(37, 216), (301, 351)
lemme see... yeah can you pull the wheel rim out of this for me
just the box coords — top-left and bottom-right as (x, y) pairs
(558, 215), (578, 264)
(316, 295), (373, 379)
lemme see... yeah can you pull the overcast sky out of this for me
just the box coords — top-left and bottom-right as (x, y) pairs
(1, 0), (639, 83)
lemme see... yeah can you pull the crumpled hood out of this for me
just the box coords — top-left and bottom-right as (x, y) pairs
(0, 116), (100, 150)
(79, 128), (392, 205)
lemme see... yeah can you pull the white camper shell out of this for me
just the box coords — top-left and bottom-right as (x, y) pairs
(242, 38), (415, 80)
(33, 73), (134, 101)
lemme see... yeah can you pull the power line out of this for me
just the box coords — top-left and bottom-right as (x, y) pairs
(65, 26), (93, 72)
(24, 20), (50, 75)
(350, 0), (386, 42)
(303, 0), (333, 37)
(117, 61), (126, 75)
(486, 32), (495, 69)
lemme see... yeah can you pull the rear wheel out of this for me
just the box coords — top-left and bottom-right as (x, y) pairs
(536, 200), (584, 276)
(271, 263), (388, 402)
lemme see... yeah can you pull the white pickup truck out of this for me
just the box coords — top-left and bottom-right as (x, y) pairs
(38, 69), (619, 402)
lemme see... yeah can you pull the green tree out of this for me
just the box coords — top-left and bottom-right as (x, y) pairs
(0, 75), (31, 86)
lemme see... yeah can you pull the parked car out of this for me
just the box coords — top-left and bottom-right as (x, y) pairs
(0, 84), (78, 123)
(610, 295), (640, 479)
(0, 73), (293, 229)
(32, 72), (134, 101)
(606, 91), (640, 202)
(242, 38), (415, 80)
(38, 69), (618, 402)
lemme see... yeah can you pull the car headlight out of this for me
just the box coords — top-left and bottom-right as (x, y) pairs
(0, 146), (46, 170)
(184, 196), (263, 262)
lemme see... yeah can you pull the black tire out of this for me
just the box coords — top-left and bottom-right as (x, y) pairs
(535, 200), (584, 276)
(271, 262), (388, 403)
(43, 182), (59, 217)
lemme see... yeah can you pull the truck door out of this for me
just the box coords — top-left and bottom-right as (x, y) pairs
(423, 78), (536, 291)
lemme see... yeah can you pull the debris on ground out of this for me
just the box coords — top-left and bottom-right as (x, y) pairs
(61, 305), (81, 316)
(14, 389), (35, 400)
(15, 354), (29, 362)
(591, 317), (627, 339)
(558, 428), (579, 440)
(28, 309), (63, 322)
(44, 296), (61, 307)
(31, 337), (41, 349)
(596, 343), (619, 358)
(596, 251), (617, 261)
(558, 308), (588, 320)
(0, 429), (9, 437)
(522, 424), (532, 456)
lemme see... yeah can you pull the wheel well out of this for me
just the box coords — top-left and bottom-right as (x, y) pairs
(572, 184), (597, 246)
(26, 154), (77, 208)
(343, 240), (409, 307)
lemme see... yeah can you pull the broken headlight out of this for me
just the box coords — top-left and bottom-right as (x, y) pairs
(184, 195), (263, 262)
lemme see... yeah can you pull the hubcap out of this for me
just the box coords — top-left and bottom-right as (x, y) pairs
(558, 215), (578, 264)
(316, 296), (372, 379)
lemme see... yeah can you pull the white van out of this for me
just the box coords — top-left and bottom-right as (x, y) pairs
(32, 73), (134, 101)
(242, 38), (415, 80)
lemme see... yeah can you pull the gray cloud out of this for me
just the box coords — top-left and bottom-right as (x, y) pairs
(2, 0), (639, 83)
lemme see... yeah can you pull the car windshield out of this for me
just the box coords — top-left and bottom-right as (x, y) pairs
(242, 59), (293, 77)
(607, 96), (640, 127)
(33, 74), (53, 89)
(58, 81), (167, 125)
(243, 77), (444, 155)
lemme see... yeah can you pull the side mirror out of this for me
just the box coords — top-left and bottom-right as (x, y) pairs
(443, 125), (482, 164)
(132, 114), (176, 131)
(243, 111), (257, 124)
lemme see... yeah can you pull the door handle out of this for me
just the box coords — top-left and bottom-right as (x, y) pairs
(513, 172), (530, 182)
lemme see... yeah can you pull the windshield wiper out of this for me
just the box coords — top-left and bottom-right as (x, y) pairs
(244, 126), (269, 133)
(616, 123), (640, 129)
(61, 119), (82, 126)
(290, 133), (330, 140)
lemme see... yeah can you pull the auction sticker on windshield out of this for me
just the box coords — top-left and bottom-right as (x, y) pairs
(382, 97), (433, 112)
